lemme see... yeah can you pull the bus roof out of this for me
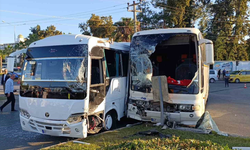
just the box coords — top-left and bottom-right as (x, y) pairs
(133, 28), (201, 37)
(29, 34), (130, 51)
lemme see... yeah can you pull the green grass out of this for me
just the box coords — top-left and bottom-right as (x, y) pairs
(47, 123), (250, 150)
(0, 96), (6, 101)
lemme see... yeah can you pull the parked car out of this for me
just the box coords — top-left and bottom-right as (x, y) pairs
(7, 72), (19, 79)
(229, 70), (250, 83)
(14, 67), (22, 76)
(209, 69), (218, 83)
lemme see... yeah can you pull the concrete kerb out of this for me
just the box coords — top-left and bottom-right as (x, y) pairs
(42, 122), (143, 150)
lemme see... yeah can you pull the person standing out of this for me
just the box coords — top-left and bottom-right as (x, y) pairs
(1, 70), (8, 92)
(217, 69), (221, 80)
(222, 69), (226, 79)
(0, 74), (16, 112)
(224, 71), (230, 87)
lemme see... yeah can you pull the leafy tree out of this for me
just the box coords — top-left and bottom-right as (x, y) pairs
(0, 45), (14, 61)
(113, 18), (134, 42)
(79, 14), (116, 39)
(38, 25), (62, 39)
(79, 22), (91, 35)
(137, 1), (162, 30)
(15, 25), (63, 50)
(152, 0), (207, 28)
(204, 0), (249, 61)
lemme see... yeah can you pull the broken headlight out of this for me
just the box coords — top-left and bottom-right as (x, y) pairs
(67, 114), (84, 124)
(20, 109), (30, 119)
(179, 104), (193, 111)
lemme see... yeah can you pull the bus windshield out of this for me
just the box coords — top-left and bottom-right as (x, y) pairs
(20, 44), (88, 100)
(130, 33), (199, 94)
(23, 58), (87, 82)
(20, 58), (87, 99)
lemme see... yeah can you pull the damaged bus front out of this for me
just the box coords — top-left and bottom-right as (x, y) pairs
(127, 28), (214, 126)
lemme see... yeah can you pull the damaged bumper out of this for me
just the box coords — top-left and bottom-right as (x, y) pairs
(127, 103), (203, 126)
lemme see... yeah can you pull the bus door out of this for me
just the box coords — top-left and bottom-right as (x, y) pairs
(89, 47), (106, 114)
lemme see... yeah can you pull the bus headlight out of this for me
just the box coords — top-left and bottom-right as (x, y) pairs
(179, 104), (192, 111)
(67, 114), (84, 124)
(20, 109), (30, 119)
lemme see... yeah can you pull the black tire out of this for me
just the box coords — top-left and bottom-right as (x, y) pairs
(210, 78), (215, 83)
(235, 79), (240, 83)
(104, 111), (117, 131)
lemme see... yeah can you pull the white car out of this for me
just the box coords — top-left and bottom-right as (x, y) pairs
(209, 69), (218, 83)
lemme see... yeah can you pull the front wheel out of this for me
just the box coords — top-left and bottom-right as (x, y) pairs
(235, 79), (240, 83)
(104, 112), (117, 131)
(210, 78), (215, 83)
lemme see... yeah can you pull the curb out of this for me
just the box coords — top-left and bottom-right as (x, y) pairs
(41, 122), (142, 150)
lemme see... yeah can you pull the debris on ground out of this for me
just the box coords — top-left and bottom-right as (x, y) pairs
(123, 129), (171, 139)
(195, 111), (228, 136)
(73, 141), (90, 145)
(157, 111), (228, 136)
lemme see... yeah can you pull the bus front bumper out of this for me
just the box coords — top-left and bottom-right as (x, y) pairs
(127, 104), (202, 126)
(20, 115), (87, 138)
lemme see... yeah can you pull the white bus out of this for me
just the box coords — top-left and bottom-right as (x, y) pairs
(19, 34), (130, 138)
(127, 28), (214, 126)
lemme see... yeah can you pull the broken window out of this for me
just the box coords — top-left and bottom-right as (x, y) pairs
(130, 34), (199, 95)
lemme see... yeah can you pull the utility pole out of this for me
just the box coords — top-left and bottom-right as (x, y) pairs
(127, 1), (143, 33)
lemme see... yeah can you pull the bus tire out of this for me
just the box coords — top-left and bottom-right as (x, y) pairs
(104, 111), (117, 131)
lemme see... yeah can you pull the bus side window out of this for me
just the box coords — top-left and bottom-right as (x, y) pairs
(122, 53), (129, 77)
(104, 50), (123, 77)
(91, 59), (103, 84)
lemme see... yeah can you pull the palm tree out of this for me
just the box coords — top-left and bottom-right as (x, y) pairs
(113, 18), (134, 42)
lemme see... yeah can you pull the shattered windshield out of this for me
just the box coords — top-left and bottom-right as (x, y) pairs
(130, 33), (199, 95)
(20, 44), (88, 100)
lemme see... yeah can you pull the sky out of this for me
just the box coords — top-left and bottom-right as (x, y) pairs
(0, 0), (134, 44)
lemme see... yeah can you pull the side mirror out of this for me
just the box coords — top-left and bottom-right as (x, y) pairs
(199, 39), (214, 65)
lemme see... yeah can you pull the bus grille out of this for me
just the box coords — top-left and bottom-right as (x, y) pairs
(29, 119), (70, 134)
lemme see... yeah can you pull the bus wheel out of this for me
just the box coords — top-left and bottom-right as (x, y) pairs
(235, 79), (240, 83)
(104, 112), (117, 131)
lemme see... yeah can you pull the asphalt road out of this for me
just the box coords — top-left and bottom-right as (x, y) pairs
(207, 81), (250, 137)
(0, 80), (250, 149)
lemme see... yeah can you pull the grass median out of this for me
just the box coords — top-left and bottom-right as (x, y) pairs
(47, 123), (250, 150)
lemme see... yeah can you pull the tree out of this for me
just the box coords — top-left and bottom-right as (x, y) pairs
(152, 0), (207, 28)
(137, 1), (162, 30)
(0, 45), (14, 61)
(14, 25), (63, 50)
(204, 0), (249, 61)
(38, 25), (62, 39)
(113, 18), (134, 42)
(79, 14), (116, 39)
(79, 23), (91, 35)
